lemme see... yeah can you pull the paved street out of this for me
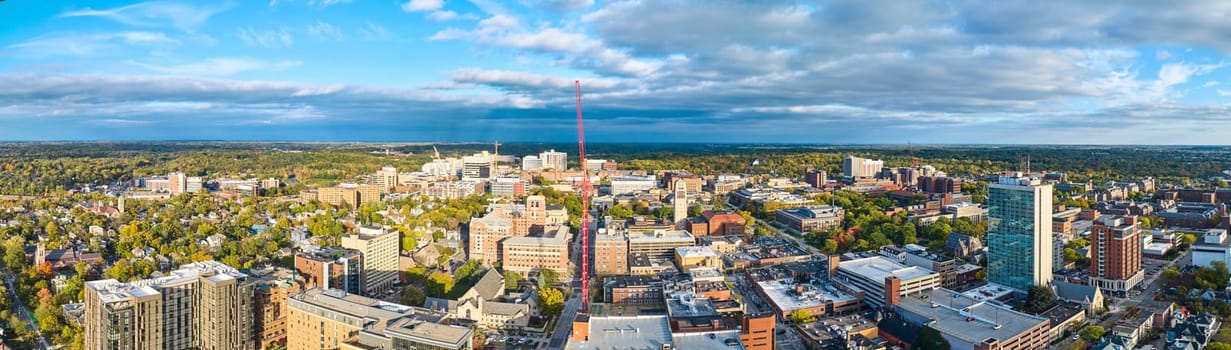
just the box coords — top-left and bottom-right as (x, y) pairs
(544, 290), (582, 349)
(2, 271), (51, 350)
(724, 202), (823, 255)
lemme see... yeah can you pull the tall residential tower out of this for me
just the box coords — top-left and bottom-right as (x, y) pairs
(986, 175), (1053, 291)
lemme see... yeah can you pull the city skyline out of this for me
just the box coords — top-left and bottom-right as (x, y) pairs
(3, 1), (1231, 143)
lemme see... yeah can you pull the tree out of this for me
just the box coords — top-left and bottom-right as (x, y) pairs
(3, 236), (27, 271)
(401, 286), (426, 307)
(1025, 285), (1056, 313)
(1080, 325), (1106, 342)
(538, 268), (560, 289)
(789, 309), (815, 324)
(504, 270), (523, 291)
(914, 325), (951, 350)
(821, 239), (839, 254)
(426, 271), (456, 298)
(1207, 343), (1231, 350)
(606, 204), (634, 219)
(541, 287), (564, 316)
(1161, 267), (1181, 282)
(688, 204), (703, 217)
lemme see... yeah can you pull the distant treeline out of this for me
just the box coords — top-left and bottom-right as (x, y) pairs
(1, 142), (1228, 195)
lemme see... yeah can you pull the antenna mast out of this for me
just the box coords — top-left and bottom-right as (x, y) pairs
(575, 80), (592, 313)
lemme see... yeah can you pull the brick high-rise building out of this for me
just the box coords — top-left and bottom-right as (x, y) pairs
(84, 261), (256, 350)
(918, 176), (962, 194)
(294, 246), (363, 294)
(1089, 215), (1144, 294)
(468, 196), (564, 266)
(804, 168), (827, 188)
(593, 231), (629, 276)
(250, 266), (301, 348)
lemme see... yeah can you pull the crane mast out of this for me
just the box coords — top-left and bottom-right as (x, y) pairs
(575, 80), (591, 313)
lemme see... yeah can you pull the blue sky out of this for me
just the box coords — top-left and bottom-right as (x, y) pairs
(1, 0), (1230, 143)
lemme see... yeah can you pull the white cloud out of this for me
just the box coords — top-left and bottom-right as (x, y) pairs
(9, 32), (179, 57)
(59, 1), (228, 32)
(402, 0), (444, 12)
(131, 58), (302, 76)
(1156, 50), (1173, 60)
(1218, 90), (1231, 97)
(306, 22), (345, 41)
(427, 10), (461, 21)
(238, 27), (294, 48)
(358, 23), (393, 41)
(1203, 81), (1220, 88)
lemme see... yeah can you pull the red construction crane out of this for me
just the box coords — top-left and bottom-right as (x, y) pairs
(575, 80), (592, 313)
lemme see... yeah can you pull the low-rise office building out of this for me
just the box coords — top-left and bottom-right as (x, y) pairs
(893, 288), (1051, 350)
(287, 288), (472, 350)
(775, 205), (845, 233)
(833, 256), (941, 308)
(501, 225), (572, 279)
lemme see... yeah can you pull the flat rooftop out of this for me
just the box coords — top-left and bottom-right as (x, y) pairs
(960, 282), (1016, 302)
(86, 260), (247, 305)
(673, 330), (745, 349)
(897, 288), (1048, 345)
(757, 278), (857, 312)
(565, 315), (673, 350)
(838, 256), (936, 282)
(676, 246), (719, 258)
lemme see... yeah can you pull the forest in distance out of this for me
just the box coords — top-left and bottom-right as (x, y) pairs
(0, 142), (1229, 196)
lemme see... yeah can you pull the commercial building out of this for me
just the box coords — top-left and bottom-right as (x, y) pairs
(880, 244), (959, 289)
(893, 288), (1051, 350)
(341, 226), (400, 296)
(540, 149), (567, 170)
(187, 176), (204, 193)
(611, 175), (657, 195)
(604, 275), (665, 305)
(593, 230), (629, 276)
(501, 225), (572, 279)
(687, 210), (746, 236)
(833, 256), (942, 308)
(1192, 228), (1231, 268)
(674, 246), (721, 273)
(628, 230), (696, 261)
(84, 261), (256, 350)
(287, 288), (472, 350)
(1089, 215), (1145, 294)
(374, 166), (399, 193)
(489, 176), (526, 197)
(748, 264), (861, 319)
(249, 266), (302, 348)
(774, 205), (845, 233)
(987, 175), (1053, 292)
(843, 156), (884, 179)
(462, 152), (494, 179)
(294, 246), (363, 294)
(521, 155), (543, 171)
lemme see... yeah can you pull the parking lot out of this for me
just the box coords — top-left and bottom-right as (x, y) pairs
(484, 330), (546, 349)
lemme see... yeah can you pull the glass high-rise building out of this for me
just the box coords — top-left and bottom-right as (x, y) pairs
(986, 176), (1053, 291)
